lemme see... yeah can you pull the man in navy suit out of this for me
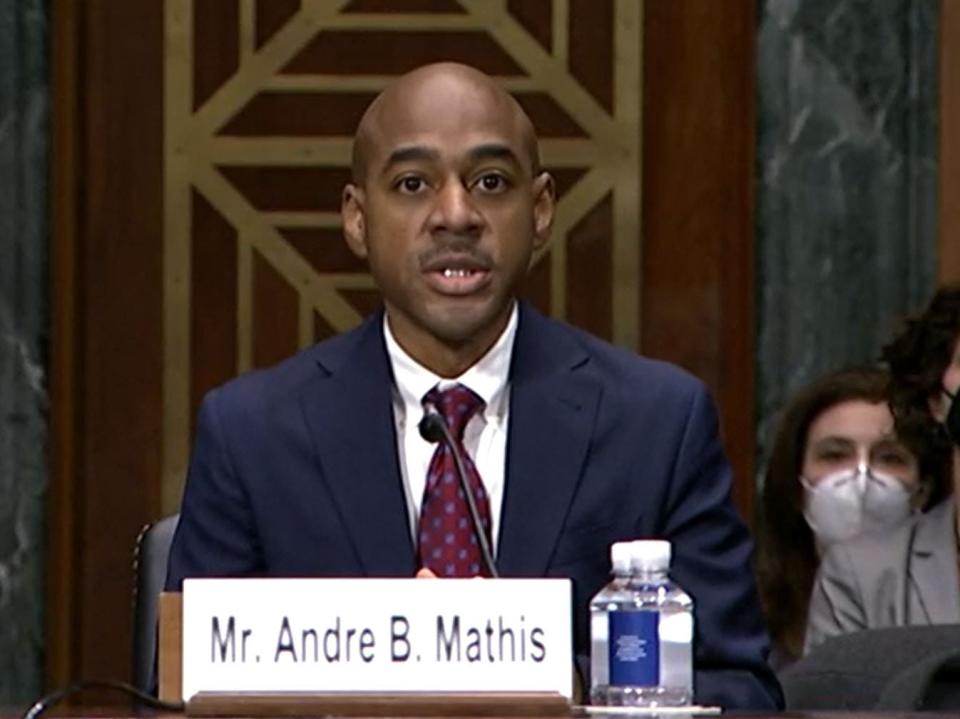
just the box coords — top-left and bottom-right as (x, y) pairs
(166, 62), (781, 709)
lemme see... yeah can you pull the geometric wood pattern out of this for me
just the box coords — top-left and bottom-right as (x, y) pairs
(162, 0), (642, 512)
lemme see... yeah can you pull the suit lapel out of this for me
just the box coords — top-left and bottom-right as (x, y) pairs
(497, 305), (600, 576)
(298, 314), (416, 576)
(908, 499), (960, 623)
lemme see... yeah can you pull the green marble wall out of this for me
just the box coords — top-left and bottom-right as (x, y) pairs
(0, 0), (48, 705)
(756, 0), (939, 477)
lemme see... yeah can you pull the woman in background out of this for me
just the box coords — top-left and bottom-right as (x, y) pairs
(804, 285), (959, 652)
(756, 366), (932, 669)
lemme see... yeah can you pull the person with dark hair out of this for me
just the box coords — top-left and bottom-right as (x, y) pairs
(756, 367), (930, 668)
(805, 285), (960, 651)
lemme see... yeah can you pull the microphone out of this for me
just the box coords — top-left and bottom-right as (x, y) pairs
(419, 402), (499, 578)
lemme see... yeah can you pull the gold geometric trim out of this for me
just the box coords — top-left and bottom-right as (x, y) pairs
(162, 0), (642, 512)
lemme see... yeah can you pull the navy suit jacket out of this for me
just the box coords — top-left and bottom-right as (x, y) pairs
(165, 303), (781, 709)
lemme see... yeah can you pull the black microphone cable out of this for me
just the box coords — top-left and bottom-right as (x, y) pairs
(419, 402), (500, 578)
(21, 680), (184, 719)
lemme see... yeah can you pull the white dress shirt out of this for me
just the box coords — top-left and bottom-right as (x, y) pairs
(383, 304), (517, 553)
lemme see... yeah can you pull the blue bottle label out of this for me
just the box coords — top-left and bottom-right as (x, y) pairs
(608, 611), (659, 686)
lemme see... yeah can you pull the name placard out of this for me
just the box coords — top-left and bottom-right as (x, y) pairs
(181, 578), (573, 701)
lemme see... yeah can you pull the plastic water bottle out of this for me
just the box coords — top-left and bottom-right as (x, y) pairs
(589, 540), (694, 706)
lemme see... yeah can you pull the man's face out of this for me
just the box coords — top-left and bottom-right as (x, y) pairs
(342, 72), (554, 366)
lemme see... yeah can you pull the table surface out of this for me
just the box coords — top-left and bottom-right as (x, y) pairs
(5, 709), (960, 719)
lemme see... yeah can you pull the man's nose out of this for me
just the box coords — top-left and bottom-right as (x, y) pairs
(428, 181), (482, 234)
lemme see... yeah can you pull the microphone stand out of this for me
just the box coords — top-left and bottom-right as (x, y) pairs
(419, 402), (500, 578)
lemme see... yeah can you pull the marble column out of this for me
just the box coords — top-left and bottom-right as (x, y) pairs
(0, 0), (48, 704)
(756, 0), (939, 479)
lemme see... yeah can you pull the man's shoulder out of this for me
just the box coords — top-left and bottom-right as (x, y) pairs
(521, 305), (707, 399)
(204, 314), (377, 409)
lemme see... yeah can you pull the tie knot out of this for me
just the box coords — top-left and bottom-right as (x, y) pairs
(424, 383), (485, 440)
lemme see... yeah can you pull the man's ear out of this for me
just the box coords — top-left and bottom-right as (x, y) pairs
(531, 171), (556, 253)
(342, 184), (368, 258)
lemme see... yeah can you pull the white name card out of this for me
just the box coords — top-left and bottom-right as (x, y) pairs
(181, 578), (573, 701)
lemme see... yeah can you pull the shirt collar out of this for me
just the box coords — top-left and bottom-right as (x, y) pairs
(383, 303), (518, 424)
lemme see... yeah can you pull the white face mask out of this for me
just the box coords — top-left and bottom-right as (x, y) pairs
(802, 463), (913, 550)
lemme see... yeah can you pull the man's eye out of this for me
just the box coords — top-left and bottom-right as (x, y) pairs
(475, 173), (507, 193)
(397, 176), (425, 194)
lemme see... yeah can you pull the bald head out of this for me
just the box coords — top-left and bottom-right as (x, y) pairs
(339, 62), (557, 374)
(350, 62), (541, 185)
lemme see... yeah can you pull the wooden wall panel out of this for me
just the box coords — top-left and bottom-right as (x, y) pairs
(641, 0), (757, 516)
(50, 0), (165, 689)
(189, 191), (238, 435)
(49, 0), (80, 691)
(940, 0), (960, 283)
(80, 0), (165, 685)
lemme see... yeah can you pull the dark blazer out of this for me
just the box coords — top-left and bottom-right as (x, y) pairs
(165, 303), (781, 709)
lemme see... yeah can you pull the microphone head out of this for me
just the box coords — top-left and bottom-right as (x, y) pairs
(418, 403), (446, 444)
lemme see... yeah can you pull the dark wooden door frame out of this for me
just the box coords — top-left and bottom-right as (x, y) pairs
(49, 0), (80, 691)
(49, 0), (166, 689)
(940, 0), (960, 283)
(642, 1), (758, 517)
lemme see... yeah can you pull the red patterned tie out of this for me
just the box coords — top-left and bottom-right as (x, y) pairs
(417, 384), (493, 577)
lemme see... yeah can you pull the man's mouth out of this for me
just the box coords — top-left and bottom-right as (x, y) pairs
(422, 258), (492, 295)
(441, 268), (478, 279)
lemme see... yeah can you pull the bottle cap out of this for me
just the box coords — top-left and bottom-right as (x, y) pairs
(609, 541), (633, 574)
(630, 539), (671, 571)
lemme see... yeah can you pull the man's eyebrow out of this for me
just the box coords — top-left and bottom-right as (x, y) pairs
(377, 142), (527, 175)
(381, 145), (440, 173)
(468, 143), (521, 165)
